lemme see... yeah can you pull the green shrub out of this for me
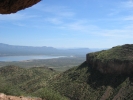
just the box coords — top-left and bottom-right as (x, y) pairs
(0, 84), (25, 96)
(33, 87), (69, 100)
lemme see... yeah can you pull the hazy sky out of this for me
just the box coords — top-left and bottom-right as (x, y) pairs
(0, 0), (133, 48)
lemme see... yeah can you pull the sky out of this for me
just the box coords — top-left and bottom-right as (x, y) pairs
(0, 0), (133, 48)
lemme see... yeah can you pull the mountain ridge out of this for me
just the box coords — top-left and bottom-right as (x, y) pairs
(0, 43), (93, 56)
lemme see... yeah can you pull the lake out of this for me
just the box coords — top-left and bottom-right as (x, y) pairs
(0, 55), (65, 62)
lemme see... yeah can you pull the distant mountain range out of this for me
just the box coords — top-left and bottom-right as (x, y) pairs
(0, 43), (101, 56)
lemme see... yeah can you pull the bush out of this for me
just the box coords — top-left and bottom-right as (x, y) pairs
(33, 87), (69, 100)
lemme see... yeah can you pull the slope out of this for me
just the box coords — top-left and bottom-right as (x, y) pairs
(0, 65), (69, 100)
(50, 61), (133, 100)
(49, 44), (133, 100)
(0, 65), (58, 95)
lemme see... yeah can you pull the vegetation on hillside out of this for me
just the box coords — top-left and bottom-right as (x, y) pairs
(87, 44), (133, 61)
(50, 62), (133, 100)
(1, 62), (133, 100)
(0, 65), (69, 100)
(86, 44), (133, 74)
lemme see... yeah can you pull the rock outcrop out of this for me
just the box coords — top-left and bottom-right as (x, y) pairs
(0, 0), (41, 14)
(86, 44), (133, 75)
(0, 93), (43, 100)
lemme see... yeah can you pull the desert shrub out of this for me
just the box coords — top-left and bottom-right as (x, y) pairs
(0, 83), (24, 96)
(33, 87), (69, 100)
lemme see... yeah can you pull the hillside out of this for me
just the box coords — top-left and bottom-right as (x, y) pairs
(49, 44), (133, 100)
(0, 65), (69, 100)
(0, 65), (57, 95)
(1, 44), (133, 100)
(50, 62), (133, 100)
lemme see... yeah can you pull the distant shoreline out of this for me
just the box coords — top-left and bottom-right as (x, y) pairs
(0, 55), (66, 62)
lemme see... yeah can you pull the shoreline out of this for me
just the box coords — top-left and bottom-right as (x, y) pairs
(0, 55), (67, 62)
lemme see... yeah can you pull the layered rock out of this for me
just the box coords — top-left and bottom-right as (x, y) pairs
(0, 0), (41, 14)
(86, 44), (133, 75)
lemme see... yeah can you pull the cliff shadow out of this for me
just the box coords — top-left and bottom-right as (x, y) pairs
(76, 61), (88, 70)
(76, 61), (132, 88)
(87, 68), (129, 89)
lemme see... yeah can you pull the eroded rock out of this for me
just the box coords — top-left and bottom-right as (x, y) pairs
(86, 44), (133, 75)
(0, 0), (41, 14)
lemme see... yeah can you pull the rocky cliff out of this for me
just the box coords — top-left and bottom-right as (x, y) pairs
(0, 0), (41, 14)
(86, 44), (133, 75)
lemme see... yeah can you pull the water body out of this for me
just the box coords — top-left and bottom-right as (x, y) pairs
(0, 55), (65, 62)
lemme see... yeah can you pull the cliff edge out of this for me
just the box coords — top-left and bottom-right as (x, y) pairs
(86, 44), (133, 74)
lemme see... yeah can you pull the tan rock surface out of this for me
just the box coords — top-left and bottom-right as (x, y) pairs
(0, 93), (43, 100)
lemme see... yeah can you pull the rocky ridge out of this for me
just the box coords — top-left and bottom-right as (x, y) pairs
(86, 44), (133, 75)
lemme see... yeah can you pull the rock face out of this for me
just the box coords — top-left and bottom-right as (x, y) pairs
(86, 44), (133, 75)
(0, 93), (43, 100)
(0, 0), (41, 14)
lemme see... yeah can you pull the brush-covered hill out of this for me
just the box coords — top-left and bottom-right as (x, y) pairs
(0, 65), (68, 100)
(49, 44), (133, 100)
(0, 65), (57, 94)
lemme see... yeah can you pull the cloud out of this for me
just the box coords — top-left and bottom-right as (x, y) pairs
(107, 9), (120, 16)
(13, 23), (27, 27)
(100, 29), (133, 38)
(122, 0), (133, 8)
(123, 15), (133, 21)
(57, 19), (99, 33)
(32, 3), (75, 18)
(107, 0), (133, 17)
(1, 0), (133, 41)
(58, 12), (75, 17)
(24, 2), (76, 27)
(0, 13), (25, 21)
(45, 18), (63, 25)
(43, 5), (67, 14)
(0, 13), (39, 21)
(58, 18), (133, 40)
